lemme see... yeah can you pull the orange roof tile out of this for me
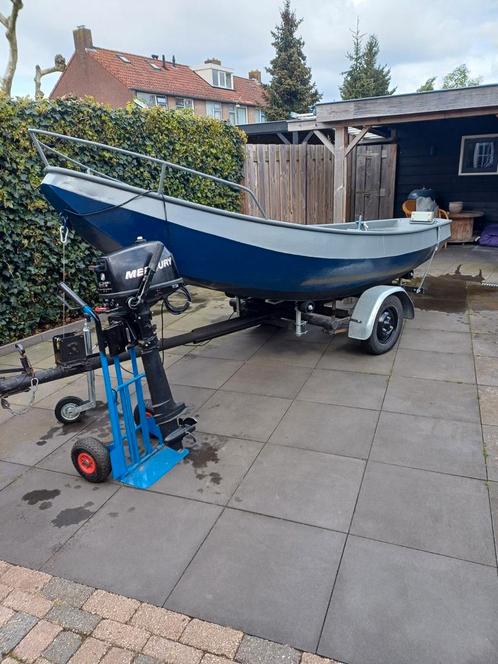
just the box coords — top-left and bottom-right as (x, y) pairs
(87, 48), (266, 107)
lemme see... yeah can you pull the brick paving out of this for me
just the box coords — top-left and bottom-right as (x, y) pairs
(0, 245), (498, 664)
(0, 562), (340, 664)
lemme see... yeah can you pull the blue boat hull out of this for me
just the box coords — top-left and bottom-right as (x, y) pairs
(41, 179), (442, 301)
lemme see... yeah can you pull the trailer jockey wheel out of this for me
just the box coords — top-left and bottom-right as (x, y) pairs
(71, 437), (111, 483)
(363, 295), (403, 355)
(55, 396), (84, 424)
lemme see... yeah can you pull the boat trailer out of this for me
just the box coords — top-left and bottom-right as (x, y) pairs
(0, 239), (415, 489)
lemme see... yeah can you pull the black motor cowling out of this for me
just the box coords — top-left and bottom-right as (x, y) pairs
(94, 239), (182, 307)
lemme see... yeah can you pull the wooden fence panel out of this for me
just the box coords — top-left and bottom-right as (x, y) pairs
(244, 141), (395, 224)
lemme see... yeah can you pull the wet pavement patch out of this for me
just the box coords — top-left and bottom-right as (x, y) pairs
(51, 501), (95, 528)
(22, 488), (60, 505)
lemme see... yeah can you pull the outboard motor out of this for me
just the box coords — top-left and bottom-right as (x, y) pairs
(94, 238), (191, 450)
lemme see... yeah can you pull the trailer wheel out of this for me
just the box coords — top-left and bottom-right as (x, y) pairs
(55, 396), (84, 424)
(71, 437), (111, 483)
(363, 295), (403, 355)
(133, 399), (154, 425)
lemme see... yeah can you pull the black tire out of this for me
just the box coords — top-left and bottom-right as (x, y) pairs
(363, 295), (403, 355)
(55, 396), (84, 425)
(71, 437), (111, 483)
(133, 399), (154, 425)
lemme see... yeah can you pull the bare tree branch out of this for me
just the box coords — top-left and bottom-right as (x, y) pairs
(34, 54), (66, 98)
(1, 0), (24, 97)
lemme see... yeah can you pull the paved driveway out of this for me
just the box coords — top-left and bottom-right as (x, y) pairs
(0, 245), (497, 664)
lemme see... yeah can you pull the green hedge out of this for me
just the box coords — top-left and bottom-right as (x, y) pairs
(0, 97), (246, 345)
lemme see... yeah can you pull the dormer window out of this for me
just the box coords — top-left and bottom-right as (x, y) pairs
(117, 54), (131, 64)
(212, 70), (232, 89)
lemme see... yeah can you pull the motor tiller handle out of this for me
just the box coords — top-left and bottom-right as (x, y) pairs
(58, 282), (89, 311)
(128, 241), (165, 309)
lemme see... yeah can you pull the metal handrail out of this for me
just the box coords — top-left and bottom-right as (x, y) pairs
(28, 128), (267, 219)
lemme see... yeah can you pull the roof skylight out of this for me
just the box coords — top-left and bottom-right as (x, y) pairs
(117, 54), (131, 64)
(150, 62), (161, 70)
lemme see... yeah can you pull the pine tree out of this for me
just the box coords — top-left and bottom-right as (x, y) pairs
(265, 0), (321, 120)
(340, 24), (395, 100)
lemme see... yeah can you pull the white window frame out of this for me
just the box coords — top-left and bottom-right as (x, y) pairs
(206, 101), (222, 120)
(458, 134), (498, 176)
(211, 69), (233, 90)
(235, 105), (247, 125)
(176, 97), (194, 110)
(256, 108), (266, 123)
(135, 91), (168, 107)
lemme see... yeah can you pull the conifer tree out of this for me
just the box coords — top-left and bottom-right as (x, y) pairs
(265, 0), (321, 120)
(340, 23), (395, 100)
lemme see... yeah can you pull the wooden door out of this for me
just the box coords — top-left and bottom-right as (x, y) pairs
(351, 143), (397, 220)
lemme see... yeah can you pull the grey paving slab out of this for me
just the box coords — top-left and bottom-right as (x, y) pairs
(197, 390), (291, 442)
(236, 635), (300, 664)
(47, 604), (100, 635)
(470, 310), (498, 334)
(351, 462), (495, 565)
(475, 355), (498, 386)
(152, 433), (263, 505)
(0, 467), (118, 567)
(230, 445), (364, 531)
(0, 341), (54, 367)
(170, 384), (216, 415)
(223, 361), (312, 399)
(478, 385), (498, 426)
(371, 412), (486, 479)
(399, 327), (472, 354)
(317, 336), (395, 375)
(489, 481), (498, 557)
(0, 407), (90, 466)
(42, 576), (94, 608)
(191, 327), (274, 361)
(166, 355), (243, 389)
(483, 425), (498, 482)
(472, 332), (498, 357)
(383, 375), (480, 422)
(269, 400), (378, 459)
(45, 487), (222, 604)
(405, 309), (469, 332)
(43, 630), (82, 663)
(298, 369), (388, 410)
(249, 338), (327, 368)
(318, 536), (498, 664)
(0, 611), (38, 657)
(392, 348), (476, 384)
(167, 509), (345, 652)
(0, 460), (27, 490)
(271, 325), (332, 344)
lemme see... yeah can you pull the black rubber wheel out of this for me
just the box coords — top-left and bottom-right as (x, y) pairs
(55, 396), (84, 425)
(71, 437), (111, 483)
(133, 399), (154, 425)
(363, 295), (403, 355)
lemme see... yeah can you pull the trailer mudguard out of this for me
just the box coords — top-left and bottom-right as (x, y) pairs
(348, 285), (414, 341)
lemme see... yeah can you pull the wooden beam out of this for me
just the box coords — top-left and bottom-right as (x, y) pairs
(301, 131), (313, 145)
(333, 126), (348, 223)
(313, 130), (335, 155)
(345, 126), (371, 157)
(277, 132), (290, 145)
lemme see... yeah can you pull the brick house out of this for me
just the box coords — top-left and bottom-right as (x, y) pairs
(50, 26), (267, 125)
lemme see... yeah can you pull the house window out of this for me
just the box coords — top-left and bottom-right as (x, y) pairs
(212, 70), (233, 89)
(206, 101), (222, 120)
(176, 98), (194, 110)
(459, 134), (498, 175)
(236, 106), (247, 124)
(135, 91), (168, 107)
(116, 54), (131, 64)
(256, 109), (266, 123)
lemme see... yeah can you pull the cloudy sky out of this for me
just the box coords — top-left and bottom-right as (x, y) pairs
(2, 0), (498, 100)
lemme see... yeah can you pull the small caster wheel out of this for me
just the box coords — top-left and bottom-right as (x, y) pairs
(55, 396), (84, 424)
(71, 437), (111, 483)
(133, 399), (154, 425)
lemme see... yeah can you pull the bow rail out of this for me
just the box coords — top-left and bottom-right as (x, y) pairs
(28, 128), (267, 219)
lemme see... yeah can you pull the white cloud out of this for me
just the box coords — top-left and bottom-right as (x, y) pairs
(1, 0), (496, 99)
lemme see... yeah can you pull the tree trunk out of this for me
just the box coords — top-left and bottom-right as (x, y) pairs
(0, 0), (24, 98)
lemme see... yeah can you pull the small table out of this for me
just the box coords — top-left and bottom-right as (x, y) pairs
(448, 210), (483, 243)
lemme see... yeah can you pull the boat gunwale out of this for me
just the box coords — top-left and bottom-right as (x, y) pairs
(43, 166), (452, 238)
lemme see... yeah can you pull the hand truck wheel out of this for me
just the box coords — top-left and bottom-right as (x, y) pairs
(133, 399), (154, 425)
(55, 396), (84, 424)
(71, 437), (111, 483)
